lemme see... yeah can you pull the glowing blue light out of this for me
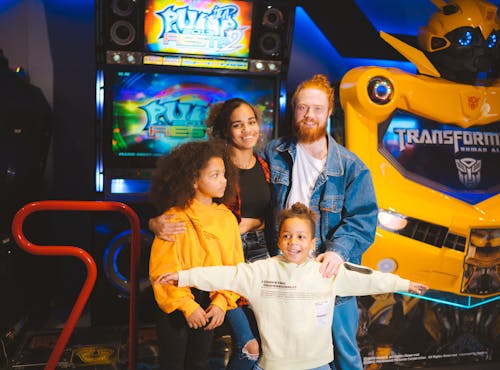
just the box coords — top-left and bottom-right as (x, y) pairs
(355, 0), (437, 35)
(95, 69), (104, 120)
(0, 0), (20, 11)
(375, 82), (388, 96)
(398, 290), (500, 309)
(486, 32), (497, 48)
(458, 30), (473, 46)
(291, 6), (418, 84)
(279, 84), (287, 118)
(103, 229), (154, 294)
(95, 69), (104, 193)
(110, 179), (151, 194)
(113, 244), (127, 282)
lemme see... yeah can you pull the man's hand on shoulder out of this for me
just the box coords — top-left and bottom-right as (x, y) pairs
(316, 251), (344, 278)
(149, 214), (186, 241)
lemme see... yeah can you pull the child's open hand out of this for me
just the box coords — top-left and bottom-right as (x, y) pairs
(409, 281), (429, 295)
(154, 272), (179, 286)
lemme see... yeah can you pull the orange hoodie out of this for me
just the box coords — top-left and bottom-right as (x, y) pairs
(150, 198), (244, 318)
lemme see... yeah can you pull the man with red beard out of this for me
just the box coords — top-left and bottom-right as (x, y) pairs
(263, 74), (378, 370)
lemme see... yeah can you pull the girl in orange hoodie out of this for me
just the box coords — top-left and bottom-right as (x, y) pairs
(149, 140), (244, 370)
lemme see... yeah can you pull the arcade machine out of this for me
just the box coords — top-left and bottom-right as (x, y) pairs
(339, 0), (500, 367)
(92, 0), (295, 329)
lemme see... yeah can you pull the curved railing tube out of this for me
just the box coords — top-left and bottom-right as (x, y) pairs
(11, 200), (140, 370)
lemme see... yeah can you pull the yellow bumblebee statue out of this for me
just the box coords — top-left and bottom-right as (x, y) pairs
(339, 0), (499, 367)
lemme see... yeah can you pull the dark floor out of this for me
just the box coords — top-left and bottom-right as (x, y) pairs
(5, 324), (229, 370)
(5, 323), (499, 370)
(3, 293), (499, 370)
(424, 365), (499, 370)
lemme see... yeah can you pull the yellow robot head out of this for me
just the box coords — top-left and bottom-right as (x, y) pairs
(417, 0), (500, 83)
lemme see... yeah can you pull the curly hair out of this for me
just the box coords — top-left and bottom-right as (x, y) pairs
(277, 202), (318, 236)
(206, 97), (262, 142)
(290, 74), (335, 111)
(148, 139), (238, 213)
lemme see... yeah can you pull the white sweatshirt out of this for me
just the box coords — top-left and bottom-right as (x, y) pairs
(178, 256), (410, 370)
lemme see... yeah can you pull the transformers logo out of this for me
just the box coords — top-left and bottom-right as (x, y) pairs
(467, 95), (480, 110)
(394, 128), (500, 153)
(393, 128), (500, 153)
(455, 157), (481, 188)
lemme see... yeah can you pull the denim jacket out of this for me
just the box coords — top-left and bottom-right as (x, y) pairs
(262, 135), (378, 266)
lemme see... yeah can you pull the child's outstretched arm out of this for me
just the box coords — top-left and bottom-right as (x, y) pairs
(334, 262), (430, 297)
(154, 265), (254, 299)
(408, 281), (429, 295)
(155, 272), (179, 286)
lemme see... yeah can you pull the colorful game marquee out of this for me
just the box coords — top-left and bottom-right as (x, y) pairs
(95, 0), (295, 200)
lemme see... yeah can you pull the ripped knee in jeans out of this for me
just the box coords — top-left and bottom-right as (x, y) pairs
(241, 338), (259, 361)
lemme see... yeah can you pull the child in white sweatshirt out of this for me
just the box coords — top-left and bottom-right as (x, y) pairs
(153, 202), (429, 370)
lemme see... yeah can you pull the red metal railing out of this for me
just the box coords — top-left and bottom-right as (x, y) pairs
(11, 200), (140, 370)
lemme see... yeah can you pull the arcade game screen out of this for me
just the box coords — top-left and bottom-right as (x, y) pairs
(104, 67), (278, 169)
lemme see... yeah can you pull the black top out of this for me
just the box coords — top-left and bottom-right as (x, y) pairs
(239, 160), (271, 219)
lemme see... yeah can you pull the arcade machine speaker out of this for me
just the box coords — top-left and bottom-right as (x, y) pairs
(250, 0), (295, 61)
(95, 0), (142, 66)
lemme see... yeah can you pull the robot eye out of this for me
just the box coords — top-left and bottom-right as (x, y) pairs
(458, 30), (473, 46)
(446, 27), (482, 48)
(486, 32), (497, 49)
(367, 76), (393, 105)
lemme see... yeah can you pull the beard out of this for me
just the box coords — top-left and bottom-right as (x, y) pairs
(293, 118), (327, 143)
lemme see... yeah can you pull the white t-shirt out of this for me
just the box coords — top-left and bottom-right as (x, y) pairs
(286, 143), (325, 208)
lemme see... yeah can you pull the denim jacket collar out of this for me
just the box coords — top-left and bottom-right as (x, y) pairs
(275, 135), (345, 177)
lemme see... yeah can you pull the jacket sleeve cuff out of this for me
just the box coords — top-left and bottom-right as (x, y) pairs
(398, 279), (411, 292)
(179, 298), (201, 319)
(178, 270), (190, 287)
(324, 240), (349, 261)
(210, 293), (228, 312)
(175, 271), (201, 318)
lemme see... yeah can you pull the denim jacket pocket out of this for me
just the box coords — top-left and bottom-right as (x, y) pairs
(270, 167), (289, 186)
(319, 196), (343, 214)
(319, 196), (344, 243)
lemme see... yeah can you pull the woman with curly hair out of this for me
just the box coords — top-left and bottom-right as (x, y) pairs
(149, 98), (274, 369)
(148, 139), (244, 370)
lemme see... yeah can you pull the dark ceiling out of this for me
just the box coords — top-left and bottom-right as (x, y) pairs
(297, 0), (500, 61)
(298, 0), (406, 60)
